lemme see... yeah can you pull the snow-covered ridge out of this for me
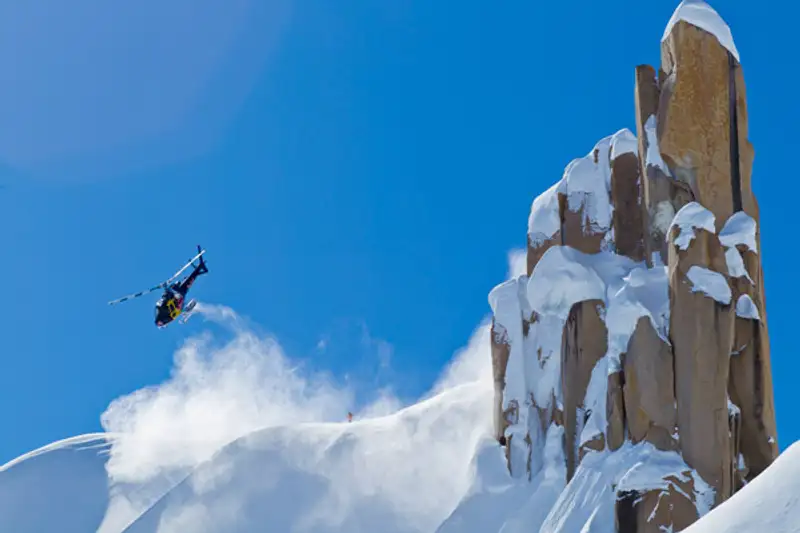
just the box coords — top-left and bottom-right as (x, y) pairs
(0, 433), (113, 473)
(527, 129), (638, 247)
(0, 381), (496, 533)
(663, 0), (740, 61)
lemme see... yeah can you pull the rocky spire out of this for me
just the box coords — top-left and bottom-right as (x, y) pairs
(488, 2), (777, 531)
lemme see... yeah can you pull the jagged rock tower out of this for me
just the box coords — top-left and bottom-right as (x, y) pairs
(488, 1), (777, 531)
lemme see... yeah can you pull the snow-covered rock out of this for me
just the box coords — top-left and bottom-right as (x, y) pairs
(686, 265), (732, 305)
(486, 2), (777, 531)
(667, 202), (716, 250)
(663, 0), (740, 62)
(720, 211), (758, 254)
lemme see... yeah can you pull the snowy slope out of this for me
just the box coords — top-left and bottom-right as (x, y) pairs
(0, 382), (494, 533)
(0, 433), (203, 533)
(683, 442), (800, 533)
(0, 435), (114, 533)
(0, 297), (500, 533)
(120, 381), (492, 533)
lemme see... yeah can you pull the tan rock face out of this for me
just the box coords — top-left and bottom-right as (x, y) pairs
(606, 371), (625, 452)
(659, 20), (737, 232)
(719, 218), (778, 480)
(635, 64), (667, 264)
(527, 235), (559, 277)
(610, 151), (645, 261)
(731, 247), (778, 478)
(561, 299), (607, 481)
(668, 223), (735, 504)
(656, 20), (779, 486)
(729, 314), (777, 479)
(559, 192), (607, 255)
(622, 317), (678, 451)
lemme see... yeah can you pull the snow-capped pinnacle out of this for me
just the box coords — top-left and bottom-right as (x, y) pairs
(663, 0), (740, 62)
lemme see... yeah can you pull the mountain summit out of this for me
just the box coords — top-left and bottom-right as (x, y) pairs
(484, 0), (778, 530)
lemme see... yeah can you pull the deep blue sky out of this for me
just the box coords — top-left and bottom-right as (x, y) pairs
(1, 1), (796, 463)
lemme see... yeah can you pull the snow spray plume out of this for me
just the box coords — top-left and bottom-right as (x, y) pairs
(100, 305), (355, 483)
(97, 250), (523, 532)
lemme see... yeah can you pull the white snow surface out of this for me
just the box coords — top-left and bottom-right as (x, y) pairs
(668, 201), (716, 250)
(644, 115), (672, 177)
(561, 136), (613, 233)
(526, 246), (669, 372)
(736, 294), (761, 320)
(0, 434), (118, 533)
(438, 424), (567, 533)
(663, 0), (740, 62)
(609, 128), (637, 160)
(686, 265), (732, 305)
(528, 181), (565, 247)
(724, 247), (754, 283)
(489, 279), (523, 334)
(683, 442), (800, 533)
(720, 211), (758, 253)
(488, 276), (528, 422)
(580, 357), (610, 447)
(1, 324), (496, 533)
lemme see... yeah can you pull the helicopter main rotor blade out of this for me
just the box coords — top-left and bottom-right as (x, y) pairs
(107, 248), (207, 306)
(108, 282), (167, 306)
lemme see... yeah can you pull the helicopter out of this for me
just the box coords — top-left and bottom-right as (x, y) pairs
(108, 245), (209, 328)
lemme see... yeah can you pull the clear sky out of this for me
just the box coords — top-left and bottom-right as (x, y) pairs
(1, 0), (796, 464)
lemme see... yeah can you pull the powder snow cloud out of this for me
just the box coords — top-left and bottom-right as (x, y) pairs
(95, 249), (524, 532)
